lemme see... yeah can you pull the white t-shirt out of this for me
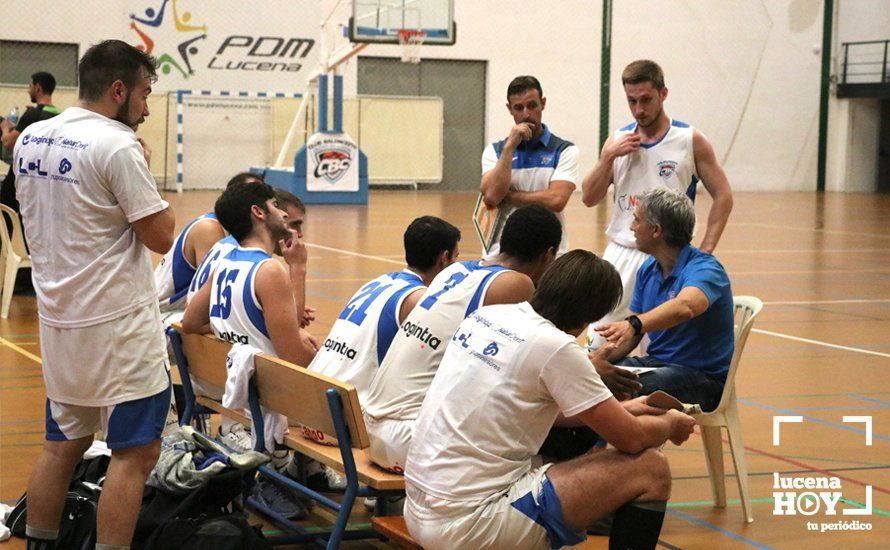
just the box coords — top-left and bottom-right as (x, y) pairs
(13, 107), (169, 327)
(364, 260), (509, 422)
(308, 269), (424, 404)
(405, 302), (612, 502)
(607, 119), (699, 248)
(208, 246), (276, 355)
(481, 124), (579, 257)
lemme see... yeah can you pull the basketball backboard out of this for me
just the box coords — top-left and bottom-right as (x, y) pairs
(349, 0), (455, 45)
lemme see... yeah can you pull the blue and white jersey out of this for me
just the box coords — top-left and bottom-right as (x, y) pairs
(364, 260), (510, 421)
(188, 234), (238, 304)
(481, 124), (579, 257)
(208, 246), (276, 356)
(608, 119), (699, 248)
(308, 269), (424, 404)
(154, 212), (219, 313)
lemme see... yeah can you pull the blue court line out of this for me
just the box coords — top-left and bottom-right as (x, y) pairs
(667, 509), (772, 549)
(849, 394), (890, 407)
(739, 398), (890, 443)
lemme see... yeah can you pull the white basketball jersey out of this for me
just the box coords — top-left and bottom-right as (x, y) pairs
(308, 270), (424, 404)
(188, 235), (238, 304)
(364, 260), (509, 421)
(154, 212), (219, 314)
(208, 246), (276, 355)
(607, 119), (699, 248)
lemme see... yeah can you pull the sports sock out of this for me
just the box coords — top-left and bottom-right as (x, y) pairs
(608, 500), (666, 550)
(25, 525), (58, 550)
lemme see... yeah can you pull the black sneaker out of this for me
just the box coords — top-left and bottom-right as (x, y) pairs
(306, 465), (347, 493)
(252, 477), (309, 520)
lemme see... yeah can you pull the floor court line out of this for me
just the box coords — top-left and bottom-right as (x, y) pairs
(667, 509), (772, 549)
(305, 243), (403, 265)
(0, 337), (42, 364)
(673, 465), (890, 482)
(751, 328), (890, 359)
(734, 222), (890, 240)
(739, 398), (890, 443)
(848, 394), (890, 407)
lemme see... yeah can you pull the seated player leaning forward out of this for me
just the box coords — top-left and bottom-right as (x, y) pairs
(404, 250), (697, 550)
(301, 216), (461, 445)
(363, 205), (562, 473)
(593, 187), (734, 412)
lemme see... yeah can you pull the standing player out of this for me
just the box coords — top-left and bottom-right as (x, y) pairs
(480, 76), (579, 258)
(363, 205), (561, 473)
(581, 59), (733, 351)
(15, 41), (174, 549)
(303, 215), (460, 443)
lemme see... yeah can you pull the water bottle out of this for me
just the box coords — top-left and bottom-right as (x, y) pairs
(7, 106), (20, 125)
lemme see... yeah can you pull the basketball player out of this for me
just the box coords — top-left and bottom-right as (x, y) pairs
(404, 250), (695, 550)
(580, 60), (733, 372)
(363, 205), (561, 473)
(302, 215), (461, 445)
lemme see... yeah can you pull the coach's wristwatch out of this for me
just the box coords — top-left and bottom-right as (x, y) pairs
(625, 315), (643, 336)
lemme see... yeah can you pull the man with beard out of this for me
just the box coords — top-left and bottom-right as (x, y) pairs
(14, 41), (175, 549)
(580, 60), (733, 394)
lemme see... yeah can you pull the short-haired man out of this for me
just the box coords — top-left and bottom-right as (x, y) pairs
(2, 71), (60, 230)
(183, 180), (317, 518)
(480, 75), (579, 258)
(581, 60), (733, 357)
(595, 188), (735, 411)
(404, 250), (696, 550)
(15, 41), (175, 549)
(364, 205), (561, 473)
(306, 215), (461, 414)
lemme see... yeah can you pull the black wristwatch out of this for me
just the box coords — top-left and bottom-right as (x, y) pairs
(625, 315), (643, 336)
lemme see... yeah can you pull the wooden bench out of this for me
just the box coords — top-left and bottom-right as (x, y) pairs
(167, 324), (407, 548)
(372, 516), (423, 549)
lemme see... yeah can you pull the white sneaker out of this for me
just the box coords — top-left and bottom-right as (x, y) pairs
(307, 464), (347, 492)
(218, 423), (252, 452)
(269, 449), (292, 473)
(364, 497), (377, 511)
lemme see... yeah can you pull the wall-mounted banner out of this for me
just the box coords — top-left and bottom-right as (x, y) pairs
(124, 0), (320, 92)
(306, 133), (360, 192)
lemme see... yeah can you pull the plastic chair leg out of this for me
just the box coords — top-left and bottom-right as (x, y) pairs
(726, 404), (753, 523)
(1, 256), (20, 319)
(700, 424), (727, 508)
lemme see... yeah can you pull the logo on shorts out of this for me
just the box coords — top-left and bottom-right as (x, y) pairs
(656, 160), (678, 179)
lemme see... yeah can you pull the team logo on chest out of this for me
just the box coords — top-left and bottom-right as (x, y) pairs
(656, 160), (678, 179)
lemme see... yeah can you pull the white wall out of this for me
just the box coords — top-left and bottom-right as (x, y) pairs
(7, 0), (885, 192)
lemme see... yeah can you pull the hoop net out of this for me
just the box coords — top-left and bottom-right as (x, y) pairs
(397, 29), (426, 64)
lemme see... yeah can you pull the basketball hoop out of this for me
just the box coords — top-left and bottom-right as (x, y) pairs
(397, 29), (426, 64)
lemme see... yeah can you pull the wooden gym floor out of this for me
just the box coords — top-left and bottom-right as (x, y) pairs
(1, 189), (888, 549)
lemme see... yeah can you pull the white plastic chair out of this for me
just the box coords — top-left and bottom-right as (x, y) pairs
(692, 295), (763, 523)
(0, 204), (31, 318)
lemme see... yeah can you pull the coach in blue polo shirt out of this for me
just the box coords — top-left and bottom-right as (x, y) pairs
(480, 75), (579, 259)
(593, 187), (734, 411)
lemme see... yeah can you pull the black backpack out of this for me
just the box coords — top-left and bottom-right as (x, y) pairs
(6, 456), (109, 549)
(141, 514), (272, 550)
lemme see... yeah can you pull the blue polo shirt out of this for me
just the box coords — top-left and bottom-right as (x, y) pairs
(630, 245), (734, 379)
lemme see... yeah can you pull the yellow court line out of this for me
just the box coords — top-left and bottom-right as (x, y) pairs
(0, 337), (42, 365)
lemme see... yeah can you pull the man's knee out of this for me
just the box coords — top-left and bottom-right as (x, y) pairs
(43, 436), (93, 464)
(112, 440), (161, 477)
(636, 448), (671, 500)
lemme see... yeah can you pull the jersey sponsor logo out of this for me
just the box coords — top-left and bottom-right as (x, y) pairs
(657, 160), (678, 179)
(617, 193), (640, 213)
(401, 320), (442, 350)
(323, 338), (357, 359)
(59, 158), (72, 174)
(216, 329), (250, 345)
